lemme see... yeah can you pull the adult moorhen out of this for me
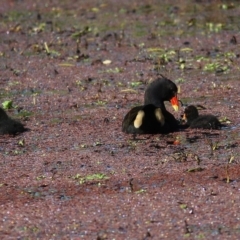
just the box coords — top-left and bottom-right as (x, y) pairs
(0, 108), (28, 135)
(122, 76), (179, 134)
(183, 105), (222, 129)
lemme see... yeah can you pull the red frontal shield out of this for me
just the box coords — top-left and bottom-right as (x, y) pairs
(170, 95), (179, 111)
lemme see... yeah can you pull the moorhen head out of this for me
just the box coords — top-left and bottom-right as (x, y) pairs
(144, 76), (179, 111)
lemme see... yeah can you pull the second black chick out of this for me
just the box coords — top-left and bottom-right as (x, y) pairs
(183, 105), (222, 130)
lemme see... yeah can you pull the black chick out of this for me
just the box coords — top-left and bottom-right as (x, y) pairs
(0, 108), (28, 135)
(183, 105), (221, 129)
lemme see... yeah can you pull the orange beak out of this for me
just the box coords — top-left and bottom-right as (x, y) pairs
(170, 95), (179, 111)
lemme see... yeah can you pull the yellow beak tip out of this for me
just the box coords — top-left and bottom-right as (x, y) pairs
(172, 105), (179, 112)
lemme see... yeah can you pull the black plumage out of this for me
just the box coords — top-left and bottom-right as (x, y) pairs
(0, 108), (28, 135)
(183, 105), (221, 129)
(122, 104), (169, 134)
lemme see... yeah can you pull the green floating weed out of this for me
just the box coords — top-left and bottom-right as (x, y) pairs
(224, 52), (236, 58)
(147, 47), (164, 53)
(220, 3), (235, 10)
(44, 42), (60, 57)
(59, 63), (75, 67)
(203, 62), (229, 73)
(179, 58), (186, 70)
(206, 22), (223, 32)
(32, 23), (46, 33)
(130, 81), (142, 87)
(187, 167), (204, 173)
(180, 48), (193, 53)
(36, 175), (46, 181)
(179, 204), (188, 209)
(19, 225), (40, 234)
(219, 117), (231, 124)
(2, 100), (13, 109)
(73, 173), (109, 184)
(18, 139), (25, 147)
(85, 173), (108, 181)
(147, 48), (176, 64)
(93, 141), (102, 146)
(12, 149), (25, 155)
(105, 67), (123, 73)
(71, 26), (91, 39)
(184, 233), (191, 238)
(16, 110), (33, 118)
(95, 100), (106, 106)
(196, 233), (205, 239)
(175, 78), (185, 83)
(135, 189), (146, 194)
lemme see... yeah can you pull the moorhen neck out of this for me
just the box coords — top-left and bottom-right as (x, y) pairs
(144, 76), (179, 130)
(0, 108), (28, 135)
(183, 105), (222, 130)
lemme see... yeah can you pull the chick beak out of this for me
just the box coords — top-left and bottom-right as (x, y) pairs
(182, 113), (186, 121)
(170, 95), (179, 111)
